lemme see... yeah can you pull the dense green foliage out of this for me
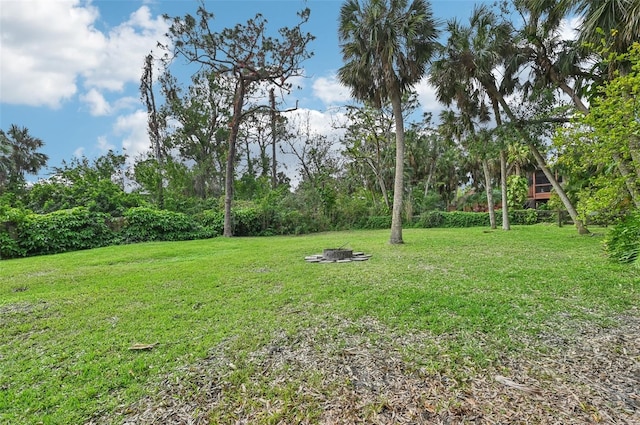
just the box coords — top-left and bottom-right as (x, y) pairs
(0, 206), (113, 259)
(20, 207), (114, 256)
(416, 211), (489, 228)
(0, 206), (29, 258)
(604, 210), (640, 264)
(554, 43), (640, 220)
(25, 152), (142, 216)
(120, 207), (215, 243)
(1, 200), (565, 259)
(506, 175), (529, 209)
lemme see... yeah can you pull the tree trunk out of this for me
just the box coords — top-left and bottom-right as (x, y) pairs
(389, 89), (405, 244)
(224, 78), (246, 237)
(628, 135), (640, 180)
(245, 138), (253, 177)
(374, 168), (391, 210)
(270, 88), (277, 189)
(500, 149), (510, 230)
(141, 54), (164, 209)
(613, 152), (640, 208)
(482, 158), (497, 229)
(490, 94), (509, 230)
(424, 161), (436, 197)
(373, 140), (391, 210)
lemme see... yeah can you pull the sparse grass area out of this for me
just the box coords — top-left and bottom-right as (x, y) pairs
(0, 225), (638, 424)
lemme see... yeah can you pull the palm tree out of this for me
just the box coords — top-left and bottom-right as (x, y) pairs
(0, 125), (48, 191)
(516, 0), (640, 103)
(574, 0), (640, 58)
(338, 0), (438, 244)
(0, 134), (11, 188)
(430, 5), (514, 230)
(514, 0), (592, 113)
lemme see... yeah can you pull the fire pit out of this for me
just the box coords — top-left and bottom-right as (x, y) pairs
(323, 249), (353, 261)
(304, 249), (371, 263)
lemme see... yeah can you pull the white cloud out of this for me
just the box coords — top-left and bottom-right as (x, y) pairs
(113, 96), (140, 111)
(82, 6), (168, 92)
(96, 136), (116, 153)
(73, 147), (85, 158)
(113, 110), (150, 162)
(415, 77), (443, 117)
(288, 108), (347, 140)
(312, 74), (351, 105)
(559, 16), (582, 42)
(0, 0), (103, 107)
(0, 1), (168, 108)
(80, 89), (112, 116)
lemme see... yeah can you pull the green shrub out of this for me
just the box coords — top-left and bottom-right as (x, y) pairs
(333, 189), (373, 230)
(233, 206), (262, 236)
(0, 206), (29, 259)
(363, 215), (392, 229)
(604, 210), (640, 263)
(417, 211), (444, 228)
(275, 210), (314, 235)
(416, 211), (490, 228)
(121, 207), (213, 243)
(195, 203), (321, 238)
(18, 207), (115, 257)
(441, 211), (490, 228)
(195, 210), (224, 236)
(507, 175), (529, 209)
(509, 209), (538, 225)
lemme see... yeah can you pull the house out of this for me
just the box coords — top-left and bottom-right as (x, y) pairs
(527, 169), (562, 208)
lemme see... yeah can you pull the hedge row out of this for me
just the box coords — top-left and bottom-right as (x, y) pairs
(0, 207), (569, 260)
(410, 209), (567, 229)
(0, 203), (326, 259)
(0, 207), (217, 259)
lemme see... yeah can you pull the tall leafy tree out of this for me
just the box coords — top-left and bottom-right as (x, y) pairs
(0, 125), (48, 193)
(0, 135), (11, 188)
(140, 53), (167, 208)
(160, 69), (233, 199)
(341, 94), (419, 212)
(27, 151), (137, 215)
(283, 112), (342, 188)
(428, 113), (469, 212)
(338, 0), (438, 244)
(163, 3), (314, 236)
(434, 3), (589, 233)
(555, 43), (640, 215)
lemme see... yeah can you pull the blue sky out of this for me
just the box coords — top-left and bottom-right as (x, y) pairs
(0, 0), (481, 178)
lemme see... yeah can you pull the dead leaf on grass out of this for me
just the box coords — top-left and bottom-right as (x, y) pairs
(128, 343), (158, 351)
(495, 375), (541, 395)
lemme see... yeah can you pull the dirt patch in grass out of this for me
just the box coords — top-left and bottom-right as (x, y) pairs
(102, 311), (639, 424)
(0, 301), (47, 315)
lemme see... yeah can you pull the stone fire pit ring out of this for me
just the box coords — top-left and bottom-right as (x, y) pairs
(305, 249), (371, 263)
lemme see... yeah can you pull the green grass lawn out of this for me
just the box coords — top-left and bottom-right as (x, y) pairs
(0, 225), (637, 424)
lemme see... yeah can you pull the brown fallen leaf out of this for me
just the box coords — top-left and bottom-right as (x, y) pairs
(495, 375), (542, 395)
(128, 342), (158, 351)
